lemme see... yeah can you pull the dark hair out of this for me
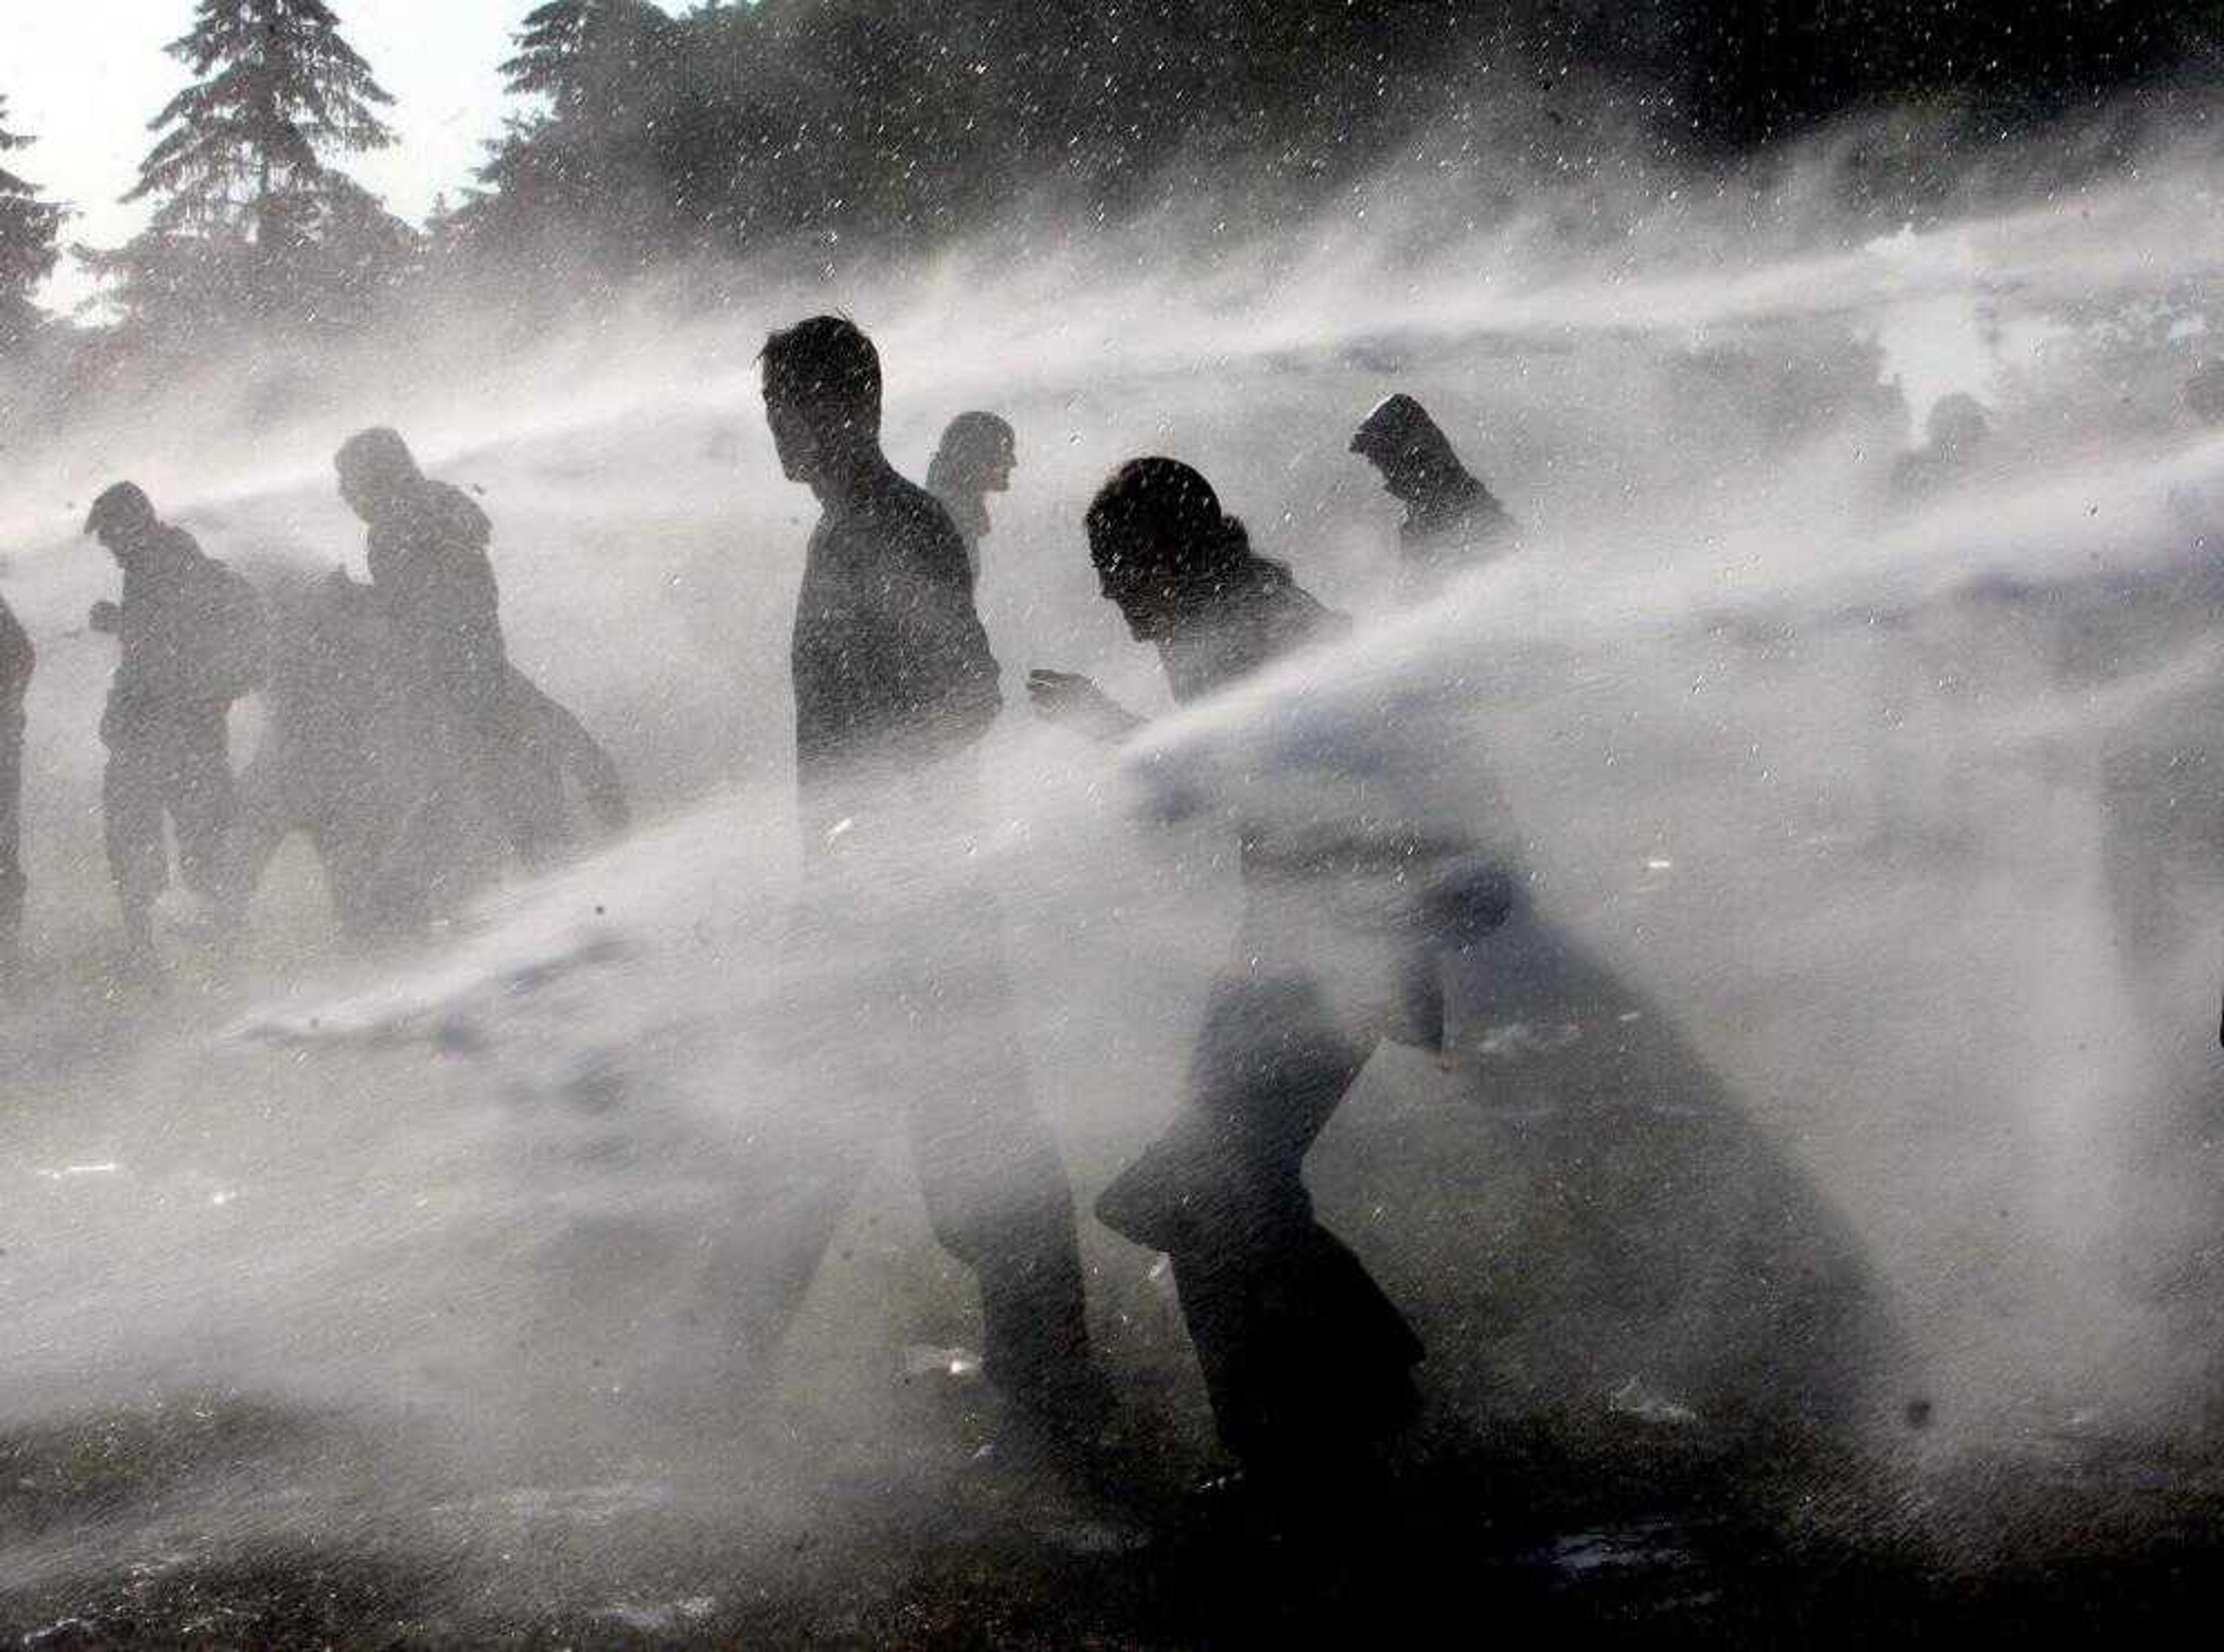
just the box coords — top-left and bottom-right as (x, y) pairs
(760, 315), (881, 420)
(335, 427), (422, 488)
(1351, 393), (1461, 475)
(927, 412), (1015, 503)
(85, 481), (156, 539)
(1084, 457), (1252, 584)
(935, 411), (1013, 463)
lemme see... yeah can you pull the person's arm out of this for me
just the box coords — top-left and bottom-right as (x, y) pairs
(1025, 669), (1147, 744)
(890, 509), (1004, 761)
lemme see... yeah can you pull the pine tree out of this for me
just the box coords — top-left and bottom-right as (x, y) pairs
(0, 94), (65, 346)
(456, 1), (692, 267)
(502, 0), (681, 122)
(90, 1), (412, 339)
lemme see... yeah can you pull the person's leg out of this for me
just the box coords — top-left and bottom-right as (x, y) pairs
(898, 900), (1103, 1429)
(167, 711), (238, 903)
(1101, 970), (1418, 1479)
(466, 697), (570, 872)
(102, 730), (169, 958)
(210, 749), (295, 941)
(716, 890), (904, 1401)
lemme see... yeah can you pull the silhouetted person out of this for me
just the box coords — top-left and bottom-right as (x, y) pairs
(926, 411), (1016, 583)
(221, 566), (630, 943)
(1351, 393), (1515, 591)
(84, 483), (265, 969)
(335, 428), (570, 881)
(1, 593), (30, 990)
(1891, 391), (1991, 499)
(220, 567), (431, 939)
(1031, 458), (1510, 1497)
(759, 316), (1104, 1439)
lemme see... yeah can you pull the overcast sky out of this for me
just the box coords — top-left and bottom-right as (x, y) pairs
(2, 1), (685, 310)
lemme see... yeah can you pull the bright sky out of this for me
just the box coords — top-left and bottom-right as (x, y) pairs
(1, 1), (685, 312)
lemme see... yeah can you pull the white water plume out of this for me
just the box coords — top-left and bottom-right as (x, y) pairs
(5, 107), (2224, 1615)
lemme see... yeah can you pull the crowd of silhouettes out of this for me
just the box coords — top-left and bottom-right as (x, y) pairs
(753, 316), (1526, 1503)
(12, 302), (2224, 1525)
(0, 302), (1534, 1522)
(0, 431), (633, 985)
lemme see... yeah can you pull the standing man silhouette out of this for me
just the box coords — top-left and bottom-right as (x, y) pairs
(756, 316), (1106, 1445)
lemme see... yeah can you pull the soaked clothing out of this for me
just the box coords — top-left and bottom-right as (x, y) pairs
(104, 717), (235, 918)
(221, 570), (441, 935)
(1401, 470), (1516, 585)
(1, 598), (31, 966)
(99, 525), (262, 918)
(366, 479), (565, 870)
(791, 460), (1002, 850)
(927, 481), (990, 584)
(1098, 556), (1486, 1474)
(777, 456), (1095, 1417)
(224, 570), (626, 938)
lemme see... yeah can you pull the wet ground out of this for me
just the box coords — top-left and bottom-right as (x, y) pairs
(8, 1375), (2224, 1647)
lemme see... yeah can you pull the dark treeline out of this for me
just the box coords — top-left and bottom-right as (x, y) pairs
(1, 0), (2219, 378)
(448, 0), (2224, 279)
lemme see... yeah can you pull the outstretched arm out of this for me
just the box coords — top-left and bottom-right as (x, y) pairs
(1025, 668), (1147, 745)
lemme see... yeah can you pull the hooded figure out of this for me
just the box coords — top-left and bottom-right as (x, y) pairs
(1351, 393), (1516, 591)
(1, 594), (31, 986)
(925, 411), (1016, 583)
(335, 428), (568, 875)
(1030, 457), (1511, 1496)
(84, 482), (265, 968)
(753, 316), (1106, 1442)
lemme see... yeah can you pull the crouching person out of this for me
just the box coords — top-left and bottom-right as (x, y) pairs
(1030, 457), (1512, 1508)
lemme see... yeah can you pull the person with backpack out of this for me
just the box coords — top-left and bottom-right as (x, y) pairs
(334, 428), (569, 875)
(83, 483), (266, 973)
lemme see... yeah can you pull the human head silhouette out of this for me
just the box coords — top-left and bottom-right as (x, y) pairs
(932, 412), (1017, 494)
(1351, 393), (1464, 506)
(335, 427), (423, 526)
(84, 482), (159, 558)
(1083, 457), (1252, 643)
(760, 316), (883, 488)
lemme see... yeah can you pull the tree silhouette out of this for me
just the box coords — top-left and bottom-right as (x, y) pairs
(451, 1), (692, 271)
(0, 94), (64, 347)
(86, 0), (412, 340)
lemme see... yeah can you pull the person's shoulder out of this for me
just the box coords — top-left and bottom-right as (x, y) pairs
(874, 471), (972, 579)
(881, 470), (960, 533)
(407, 479), (493, 555)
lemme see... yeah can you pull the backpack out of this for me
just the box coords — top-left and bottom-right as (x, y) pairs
(202, 560), (272, 703)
